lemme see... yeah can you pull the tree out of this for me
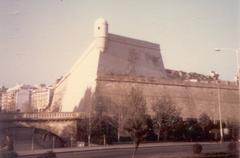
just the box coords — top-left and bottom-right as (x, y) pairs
(1, 135), (14, 151)
(198, 113), (214, 140)
(185, 118), (203, 141)
(77, 114), (117, 146)
(0, 86), (7, 92)
(79, 95), (118, 145)
(76, 118), (89, 144)
(91, 115), (117, 145)
(226, 121), (239, 141)
(122, 88), (150, 158)
(151, 96), (181, 141)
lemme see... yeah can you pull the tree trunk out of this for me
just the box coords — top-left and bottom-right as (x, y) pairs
(132, 146), (137, 158)
(163, 131), (168, 141)
(103, 134), (106, 145)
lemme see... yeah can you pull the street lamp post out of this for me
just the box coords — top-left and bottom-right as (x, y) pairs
(235, 49), (240, 90)
(214, 48), (240, 142)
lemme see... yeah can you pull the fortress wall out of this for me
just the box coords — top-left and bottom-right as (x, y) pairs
(97, 34), (167, 78)
(51, 19), (239, 120)
(51, 42), (101, 112)
(60, 47), (101, 112)
(51, 76), (69, 111)
(96, 75), (239, 122)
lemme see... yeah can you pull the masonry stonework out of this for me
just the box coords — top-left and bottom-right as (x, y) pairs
(96, 75), (239, 122)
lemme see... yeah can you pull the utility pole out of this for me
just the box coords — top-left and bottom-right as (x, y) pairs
(88, 112), (91, 146)
(216, 81), (223, 143)
(31, 128), (35, 151)
(52, 136), (55, 149)
(117, 112), (121, 142)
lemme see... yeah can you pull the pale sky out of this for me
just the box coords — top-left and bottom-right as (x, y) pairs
(0, 0), (239, 87)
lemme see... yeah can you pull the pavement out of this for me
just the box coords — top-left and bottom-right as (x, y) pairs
(17, 141), (233, 157)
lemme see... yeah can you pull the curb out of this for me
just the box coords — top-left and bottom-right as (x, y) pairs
(17, 142), (228, 157)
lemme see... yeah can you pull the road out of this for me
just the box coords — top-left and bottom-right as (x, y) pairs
(19, 142), (230, 158)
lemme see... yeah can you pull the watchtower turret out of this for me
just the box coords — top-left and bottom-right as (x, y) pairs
(94, 18), (108, 51)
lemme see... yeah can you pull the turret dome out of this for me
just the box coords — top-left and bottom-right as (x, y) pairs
(94, 17), (108, 38)
(95, 17), (108, 25)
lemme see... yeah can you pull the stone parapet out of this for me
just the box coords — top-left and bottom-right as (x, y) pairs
(97, 74), (238, 91)
(108, 33), (159, 50)
(0, 112), (88, 121)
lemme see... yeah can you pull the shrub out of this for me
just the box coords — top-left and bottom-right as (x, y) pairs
(37, 151), (57, 158)
(192, 143), (202, 154)
(0, 151), (18, 158)
(228, 142), (239, 153)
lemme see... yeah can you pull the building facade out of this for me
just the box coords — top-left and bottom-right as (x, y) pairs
(1, 84), (33, 112)
(0, 87), (7, 111)
(31, 85), (53, 112)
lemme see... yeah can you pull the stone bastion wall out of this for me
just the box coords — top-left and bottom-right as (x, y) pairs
(96, 74), (239, 123)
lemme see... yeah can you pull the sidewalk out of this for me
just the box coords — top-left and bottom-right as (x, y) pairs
(17, 141), (229, 157)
